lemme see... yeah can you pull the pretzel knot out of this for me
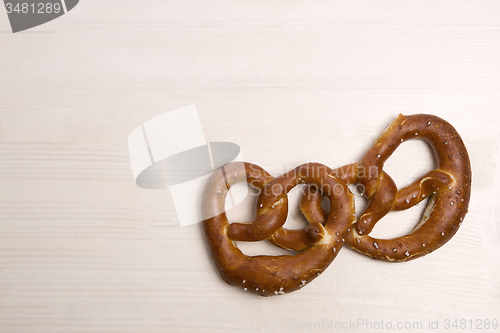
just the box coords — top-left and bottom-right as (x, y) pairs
(201, 114), (471, 296)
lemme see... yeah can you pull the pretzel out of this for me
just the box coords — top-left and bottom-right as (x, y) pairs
(286, 114), (471, 260)
(201, 114), (471, 295)
(201, 162), (355, 296)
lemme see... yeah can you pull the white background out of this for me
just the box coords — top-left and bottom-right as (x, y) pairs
(1, 1), (499, 332)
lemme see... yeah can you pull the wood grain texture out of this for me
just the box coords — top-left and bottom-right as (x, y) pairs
(1, 1), (499, 332)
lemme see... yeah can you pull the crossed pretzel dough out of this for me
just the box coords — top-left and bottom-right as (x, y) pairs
(201, 114), (471, 296)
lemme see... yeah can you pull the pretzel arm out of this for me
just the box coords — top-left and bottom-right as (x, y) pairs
(356, 171), (397, 235)
(392, 169), (454, 211)
(268, 222), (326, 252)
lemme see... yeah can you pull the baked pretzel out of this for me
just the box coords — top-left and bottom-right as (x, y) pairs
(350, 114), (471, 260)
(275, 114), (471, 261)
(201, 114), (471, 295)
(201, 162), (355, 296)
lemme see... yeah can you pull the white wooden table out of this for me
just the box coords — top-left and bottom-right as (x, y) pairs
(1, 1), (499, 332)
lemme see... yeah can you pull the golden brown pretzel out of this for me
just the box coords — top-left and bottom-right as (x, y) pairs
(283, 114), (471, 261)
(348, 113), (471, 260)
(201, 162), (355, 296)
